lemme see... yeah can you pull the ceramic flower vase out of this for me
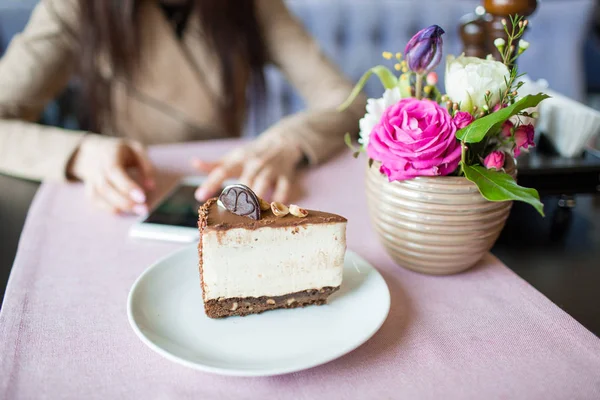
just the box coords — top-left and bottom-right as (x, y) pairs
(365, 160), (516, 275)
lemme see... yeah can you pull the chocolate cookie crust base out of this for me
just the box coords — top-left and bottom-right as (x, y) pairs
(204, 286), (340, 318)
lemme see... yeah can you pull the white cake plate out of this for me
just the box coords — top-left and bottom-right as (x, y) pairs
(127, 246), (390, 377)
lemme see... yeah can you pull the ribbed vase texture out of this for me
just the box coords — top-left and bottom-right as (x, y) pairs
(365, 162), (513, 275)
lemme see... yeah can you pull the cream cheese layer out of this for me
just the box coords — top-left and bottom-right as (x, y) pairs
(202, 223), (346, 300)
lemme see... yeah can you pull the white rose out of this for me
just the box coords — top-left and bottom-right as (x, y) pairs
(445, 54), (510, 112)
(358, 87), (402, 147)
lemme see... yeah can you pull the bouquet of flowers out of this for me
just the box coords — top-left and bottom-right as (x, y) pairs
(341, 16), (547, 216)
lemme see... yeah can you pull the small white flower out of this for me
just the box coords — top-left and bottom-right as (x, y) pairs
(358, 87), (402, 147)
(445, 54), (510, 112)
(494, 38), (506, 48)
(519, 40), (530, 50)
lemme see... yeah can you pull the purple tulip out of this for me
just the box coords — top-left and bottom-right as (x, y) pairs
(404, 25), (445, 75)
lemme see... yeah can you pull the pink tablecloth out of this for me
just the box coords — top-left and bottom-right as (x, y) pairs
(1, 140), (599, 400)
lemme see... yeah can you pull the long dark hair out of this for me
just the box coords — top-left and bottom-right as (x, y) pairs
(76, 0), (267, 135)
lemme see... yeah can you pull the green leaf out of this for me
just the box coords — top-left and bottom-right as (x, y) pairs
(344, 132), (354, 149)
(456, 93), (550, 143)
(463, 164), (544, 216)
(338, 66), (398, 111)
(344, 132), (366, 157)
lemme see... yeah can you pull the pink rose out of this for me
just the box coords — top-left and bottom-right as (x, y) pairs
(367, 98), (461, 181)
(501, 120), (514, 138)
(483, 151), (505, 170)
(453, 111), (474, 129)
(514, 124), (535, 156)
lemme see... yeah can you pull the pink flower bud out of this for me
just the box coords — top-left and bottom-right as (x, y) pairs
(483, 151), (505, 170)
(426, 72), (438, 86)
(493, 103), (507, 113)
(501, 120), (514, 138)
(453, 111), (474, 129)
(514, 124), (535, 156)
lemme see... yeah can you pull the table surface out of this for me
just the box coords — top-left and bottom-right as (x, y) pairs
(1, 140), (600, 399)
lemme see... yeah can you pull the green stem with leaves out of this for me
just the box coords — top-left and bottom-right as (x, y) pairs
(497, 15), (528, 108)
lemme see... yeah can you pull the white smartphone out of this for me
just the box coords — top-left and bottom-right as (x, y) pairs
(129, 176), (235, 243)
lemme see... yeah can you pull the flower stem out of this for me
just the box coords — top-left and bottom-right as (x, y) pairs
(460, 141), (467, 175)
(415, 73), (423, 100)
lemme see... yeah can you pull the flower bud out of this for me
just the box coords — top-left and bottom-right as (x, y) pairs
(483, 151), (505, 171)
(493, 103), (507, 113)
(514, 124), (535, 156)
(404, 25), (445, 75)
(453, 111), (474, 129)
(494, 38), (506, 53)
(426, 71), (438, 86)
(501, 120), (514, 138)
(517, 40), (530, 56)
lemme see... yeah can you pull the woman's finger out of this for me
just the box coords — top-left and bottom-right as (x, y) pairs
(129, 142), (155, 190)
(239, 158), (265, 188)
(252, 168), (276, 199)
(99, 177), (143, 214)
(191, 159), (220, 174)
(272, 175), (292, 203)
(90, 185), (119, 214)
(107, 165), (147, 205)
(195, 164), (235, 201)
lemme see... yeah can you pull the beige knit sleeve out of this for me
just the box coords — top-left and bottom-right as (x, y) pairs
(0, 0), (88, 181)
(255, 0), (366, 164)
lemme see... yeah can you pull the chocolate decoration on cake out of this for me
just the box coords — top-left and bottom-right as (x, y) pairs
(218, 184), (261, 220)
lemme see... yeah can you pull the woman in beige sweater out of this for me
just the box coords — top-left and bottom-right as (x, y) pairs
(0, 0), (363, 214)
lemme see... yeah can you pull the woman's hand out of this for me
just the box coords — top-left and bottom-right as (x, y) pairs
(67, 135), (155, 215)
(193, 139), (304, 203)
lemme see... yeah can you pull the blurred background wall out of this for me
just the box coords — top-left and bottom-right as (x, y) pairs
(0, 0), (598, 136)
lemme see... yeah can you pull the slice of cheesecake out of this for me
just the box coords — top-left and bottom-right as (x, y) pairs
(197, 190), (347, 319)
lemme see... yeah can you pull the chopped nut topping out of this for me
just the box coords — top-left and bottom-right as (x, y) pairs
(230, 302), (238, 311)
(258, 197), (271, 211)
(289, 204), (308, 218)
(271, 202), (289, 217)
(286, 298), (296, 306)
(266, 299), (276, 305)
